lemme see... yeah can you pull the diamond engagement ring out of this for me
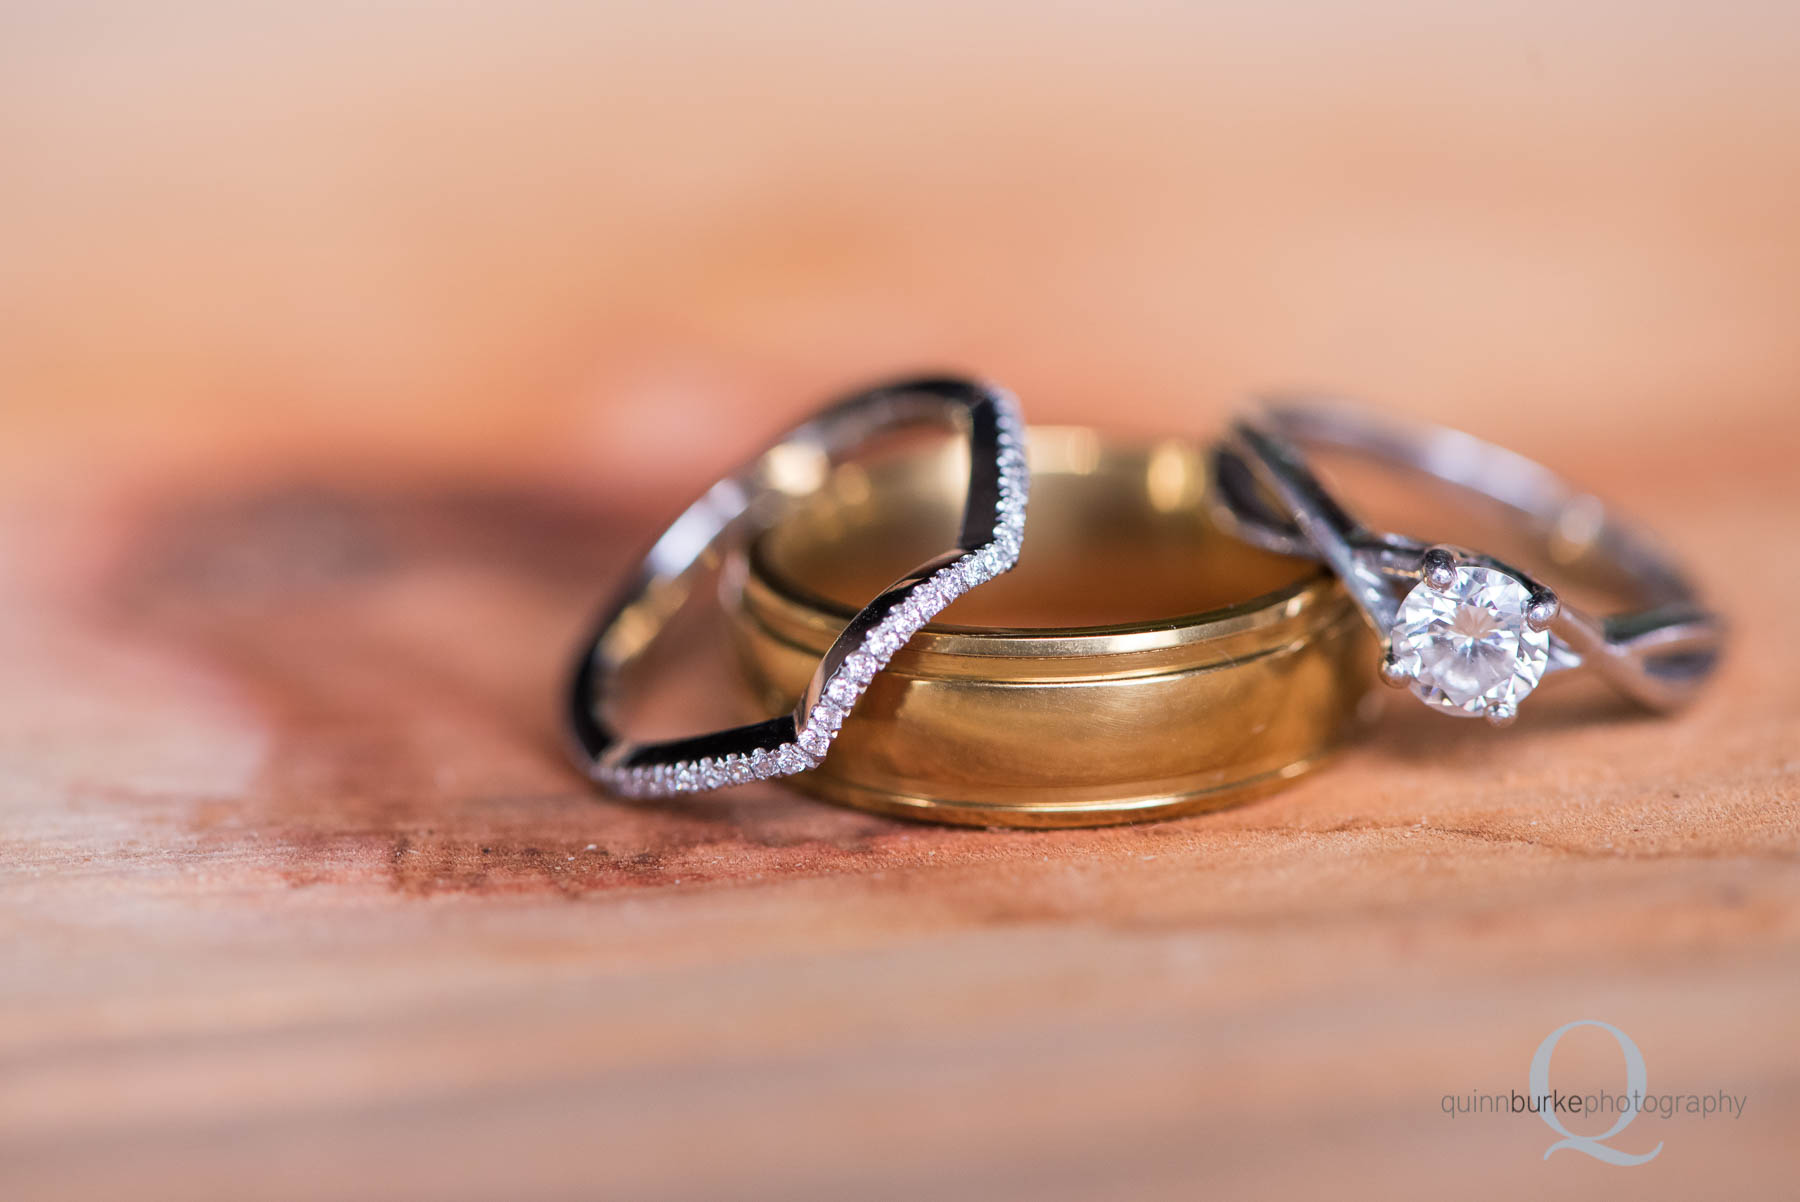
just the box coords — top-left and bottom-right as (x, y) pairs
(1210, 401), (1723, 726)
(566, 375), (1028, 797)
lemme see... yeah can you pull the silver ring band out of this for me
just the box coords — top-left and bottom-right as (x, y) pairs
(566, 375), (1028, 795)
(1210, 400), (1723, 723)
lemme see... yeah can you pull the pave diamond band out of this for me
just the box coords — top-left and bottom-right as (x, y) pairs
(565, 375), (1027, 797)
(1210, 401), (1723, 725)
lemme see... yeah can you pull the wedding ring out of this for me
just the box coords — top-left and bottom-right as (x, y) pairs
(565, 375), (1028, 796)
(728, 427), (1378, 826)
(1211, 400), (1724, 726)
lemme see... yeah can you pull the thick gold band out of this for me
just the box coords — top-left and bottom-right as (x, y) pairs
(727, 427), (1378, 827)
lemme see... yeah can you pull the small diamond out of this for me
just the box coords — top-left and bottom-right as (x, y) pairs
(774, 744), (812, 774)
(749, 748), (775, 778)
(865, 626), (904, 658)
(809, 700), (846, 731)
(886, 607), (925, 637)
(797, 726), (832, 757)
(843, 651), (877, 682)
(826, 675), (859, 706)
(726, 755), (753, 784)
(1388, 564), (1551, 717)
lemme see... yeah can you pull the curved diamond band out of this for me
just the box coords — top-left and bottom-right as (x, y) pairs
(1210, 401), (1723, 725)
(566, 375), (1028, 796)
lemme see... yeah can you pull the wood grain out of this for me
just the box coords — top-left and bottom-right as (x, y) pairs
(3, 419), (1796, 1200)
(3, 4), (1799, 1198)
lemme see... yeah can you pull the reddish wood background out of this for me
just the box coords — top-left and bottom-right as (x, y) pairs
(2, 4), (1798, 1198)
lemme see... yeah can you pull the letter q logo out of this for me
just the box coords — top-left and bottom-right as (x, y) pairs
(1530, 1020), (1662, 1166)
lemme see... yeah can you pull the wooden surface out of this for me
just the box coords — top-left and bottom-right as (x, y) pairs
(4, 4), (1800, 1198)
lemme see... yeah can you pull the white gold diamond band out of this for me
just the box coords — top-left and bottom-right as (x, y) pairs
(565, 375), (1028, 796)
(1209, 401), (1723, 726)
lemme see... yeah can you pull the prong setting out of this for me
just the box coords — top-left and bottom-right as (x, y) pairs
(1379, 652), (1414, 689)
(1484, 701), (1518, 728)
(1526, 589), (1560, 632)
(1421, 547), (1458, 591)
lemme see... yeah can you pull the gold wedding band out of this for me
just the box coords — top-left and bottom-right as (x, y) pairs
(726, 426), (1379, 827)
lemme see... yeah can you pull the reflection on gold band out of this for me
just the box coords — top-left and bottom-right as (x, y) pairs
(728, 427), (1379, 827)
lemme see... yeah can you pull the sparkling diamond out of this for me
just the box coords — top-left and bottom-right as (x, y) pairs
(797, 726), (832, 757)
(1388, 565), (1550, 717)
(865, 625), (904, 658)
(809, 701), (846, 732)
(826, 675), (859, 706)
(888, 600), (924, 630)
